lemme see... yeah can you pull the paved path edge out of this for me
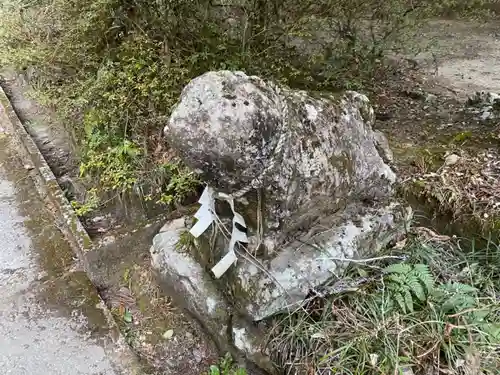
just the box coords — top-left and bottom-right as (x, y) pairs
(0, 84), (148, 374)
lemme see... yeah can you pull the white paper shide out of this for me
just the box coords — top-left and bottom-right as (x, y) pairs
(189, 186), (248, 278)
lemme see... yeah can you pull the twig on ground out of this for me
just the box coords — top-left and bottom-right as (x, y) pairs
(316, 255), (406, 263)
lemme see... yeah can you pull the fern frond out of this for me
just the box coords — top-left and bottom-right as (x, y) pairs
(403, 289), (414, 313)
(408, 276), (426, 302)
(442, 294), (476, 313)
(480, 323), (500, 341)
(439, 282), (478, 295)
(383, 263), (439, 312)
(413, 264), (434, 292)
(393, 292), (407, 313)
(387, 273), (407, 286)
(471, 310), (490, 323)
(384, 263), (413, 275)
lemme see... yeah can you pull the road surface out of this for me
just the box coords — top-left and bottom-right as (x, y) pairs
(0, 106), (139, 374)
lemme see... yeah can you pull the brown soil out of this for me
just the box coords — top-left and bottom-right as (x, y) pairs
(82, 219), (221, 375)
(372, 20), (500, 235)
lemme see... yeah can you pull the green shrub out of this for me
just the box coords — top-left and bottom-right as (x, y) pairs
(0, 0), (494, 204)
(0, 0), (310, 203)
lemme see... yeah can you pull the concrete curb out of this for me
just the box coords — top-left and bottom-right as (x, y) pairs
(0, 86), (92, 257)
(0, 85), (147, 374)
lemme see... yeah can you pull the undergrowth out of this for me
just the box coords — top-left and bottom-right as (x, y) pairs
(267, 235), (500, 374)
(206, 353), (247, 375)
(406, 148), (500, 234)
(0, 0), (492, 212)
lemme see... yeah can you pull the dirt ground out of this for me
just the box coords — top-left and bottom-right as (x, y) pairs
(373, 20), (500, 235)
(413, 20), (500, 96)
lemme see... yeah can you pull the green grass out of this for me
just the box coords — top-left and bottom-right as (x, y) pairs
(206, 354), (247, 375)
(266, 234), (500, 375)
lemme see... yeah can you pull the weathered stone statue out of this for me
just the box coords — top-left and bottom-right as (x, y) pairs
(151, 71), (409, 373)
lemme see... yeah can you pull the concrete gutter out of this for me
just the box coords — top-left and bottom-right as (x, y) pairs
(0, 87), (92, 256)
(0, 85), (148, 374)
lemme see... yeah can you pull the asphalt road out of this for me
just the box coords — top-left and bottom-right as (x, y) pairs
(0, 108), (137, 374)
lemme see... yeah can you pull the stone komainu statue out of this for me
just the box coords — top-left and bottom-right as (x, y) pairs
(152, 71), (409, 373)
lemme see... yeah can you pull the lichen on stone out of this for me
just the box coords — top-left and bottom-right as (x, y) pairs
(153, 71), (409, 374)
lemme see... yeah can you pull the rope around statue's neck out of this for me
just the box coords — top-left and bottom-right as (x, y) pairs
(188, 79), (291, 278)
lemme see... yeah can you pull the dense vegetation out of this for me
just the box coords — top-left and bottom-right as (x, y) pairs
(268, 234), (500, 374)
(0, 0), (492, 209)
(0, 1), (498, 374)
